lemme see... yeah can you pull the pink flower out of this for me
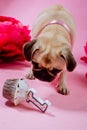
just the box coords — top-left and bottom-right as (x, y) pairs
(0, 16), (31, 61)
(80, 42), (87, 63)
(80, 42), (87, 78)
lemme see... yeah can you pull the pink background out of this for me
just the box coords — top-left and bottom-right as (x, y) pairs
(0, 0), (87, 130)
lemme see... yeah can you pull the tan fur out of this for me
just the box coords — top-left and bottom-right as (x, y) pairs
(23, 5), (77, 95)
(32, 5), (75, 41)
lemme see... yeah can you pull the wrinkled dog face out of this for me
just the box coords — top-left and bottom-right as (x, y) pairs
(32, 60), (62, 82)
(23, 39), (76, 82)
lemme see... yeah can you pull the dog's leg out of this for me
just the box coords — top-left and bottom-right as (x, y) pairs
(25, 65), (35, 80)
(57, 72), (69, 95)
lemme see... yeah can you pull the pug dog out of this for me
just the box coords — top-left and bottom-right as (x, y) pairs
(23, 5), (77, 95)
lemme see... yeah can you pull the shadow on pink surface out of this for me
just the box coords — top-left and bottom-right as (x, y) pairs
(5, 100), (55, 117)
(48, 71), (87, 112)
(5, 100), (41, 112)
(3, 68), (87, 113)
(0, 61), (30, 70)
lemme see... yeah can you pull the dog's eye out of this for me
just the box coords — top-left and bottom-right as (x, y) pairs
(50, 68), (62, 75)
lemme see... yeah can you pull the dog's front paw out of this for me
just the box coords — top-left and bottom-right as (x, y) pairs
(25, 73), (35, 80)
(57, 84), (69, 95)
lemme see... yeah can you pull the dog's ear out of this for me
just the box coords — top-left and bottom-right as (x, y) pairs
(23, 39), (37, 61)
(61, 48), (77, 71)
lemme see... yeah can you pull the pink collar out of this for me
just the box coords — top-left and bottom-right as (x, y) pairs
(35, 20), (72, 45)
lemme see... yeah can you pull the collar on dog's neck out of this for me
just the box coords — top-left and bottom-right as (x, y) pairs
(35, 20), (72, 45)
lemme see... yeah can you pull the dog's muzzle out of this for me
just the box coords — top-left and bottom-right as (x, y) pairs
(32, 61), (61, 82)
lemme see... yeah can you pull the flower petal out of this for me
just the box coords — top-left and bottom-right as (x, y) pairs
(0, 16), (31, 61)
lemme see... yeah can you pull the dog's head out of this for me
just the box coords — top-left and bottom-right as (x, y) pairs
(23, 38), (77, 82)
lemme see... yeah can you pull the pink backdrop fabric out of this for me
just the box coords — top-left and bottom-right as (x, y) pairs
(0, 0), (87, 130)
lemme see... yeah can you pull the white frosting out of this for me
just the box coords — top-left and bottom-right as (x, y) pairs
(14, 78), (29, 105)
